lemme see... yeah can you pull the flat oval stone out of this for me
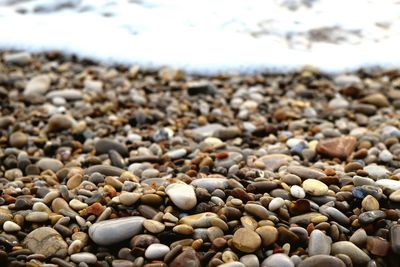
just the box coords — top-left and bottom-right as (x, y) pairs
(95, 138), (128, 157)
(287, 166), (326, 180)
(375, 179), (400, 190)
(290, 185), (306, 199)
(85, 165), (124, 176)
(302, 179), (328, 196)
(331, 241), (370, 266)
(232, 228), (261, 253)
(256, 226), (278, 246)
(165, 183), (197, 210)
(289, 213), (328, 225)
(179, 212), (218, 228)
(145, 243), (170, 259)
(23, 227), (68, 258)
(47, 89), (83, 100)
(36, 158), (64, 172)
(3, 221), (21, 232)
(70, 252), (97, 264)
(358, 210), (385, 224)
(261, 253), (294, 267)
(89, 216), (145, 245)
(390, 224), (400, 254)
(25, 211), (49, 223)
(190, 178), (229, 192)
(298, 255), (346, 267)
(308, 230), (331, 256)
(316, 136), (357, 160)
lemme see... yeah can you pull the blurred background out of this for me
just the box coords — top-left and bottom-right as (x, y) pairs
(0, 0), (399, 74)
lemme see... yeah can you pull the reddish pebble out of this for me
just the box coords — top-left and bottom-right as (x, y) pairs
(87, 203), (104, 216)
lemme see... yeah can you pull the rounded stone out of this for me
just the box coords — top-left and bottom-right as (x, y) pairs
(302, 179), (328, 196)
(331, 241), (370, 266)
(308, 230), (332, 256)
(165, 183), (197, 210)
(25, 211), (49, 223)
(119, 192), (141, 206)
(240, 254), (259, 267)
(389, 190), (400, 202)
(9, 132), (27, 148)
(261, 253), (294, 267)
(298, 255), (346, 267)
(89, 216), (145, 245)
(145, 243), (170, 259)
(70, 252), (97, 264)
(232, 228), (261, 253)
(36, 158), (64, 172)
(48, 114), (73, 132)
(361, 195), (379, 211)
(290, 185), (306, 198)
(3, 221), (21, 232)
(268, 197), (285, 211)
(255, 226), (278, 246)
(95, 138), (128, 157)
(143, 219), (165, 234)
(23, 227), (68, 258)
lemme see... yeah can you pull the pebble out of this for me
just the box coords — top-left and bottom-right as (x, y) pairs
(232, 228), (261, 253)
(308, 230), (331, 256)
(165, 183), (197, 210)
(261, 253), (294, 267)
(143, 219), (165, 234)
(169, 249), (201, 267)
(36, 158), (64, 172)
(389, 190), (400, 202)
(331, 241), (371, 266)
(95, 138), (128, 157)
(256, 226), (278, 246)
(3, 221), (21, 232)
(89, 216), (145, 245)
(390, 224), (400, 254)
(48, 114), (73, 132)
(268, 197), (285, 211)
(25, 212), (49, 223)
(4, 52), (32, 65)
(302, 179), (328, 196)
(316, 136), (357, 160)
(290, 185), (306, 198)
(118, 192), (140, 206)
(70, 252), (97, 264)
(287, 166), (326, 180)
(9, 132), (27, 148)
(240, 255), (259, 267)
(366, 236), (390, 256)
(145, 243), (170, 259)
(23, 227), (68, 258)
(24, 75), (51, 97)
(47, 89), (83, 100)
(298, 255), (346, 267)
(361, 195), (379, 210)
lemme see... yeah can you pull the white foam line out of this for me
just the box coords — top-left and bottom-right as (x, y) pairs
(1, 0), (400, 74)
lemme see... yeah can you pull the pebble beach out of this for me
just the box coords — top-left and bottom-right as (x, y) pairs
(1, 50), (400, 267)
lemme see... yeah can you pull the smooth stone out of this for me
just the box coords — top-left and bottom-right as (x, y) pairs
(331, 241), (370, 266)
(358, 210), (386, 224)
(9, 132), (27, 148)
(389, 190), (400, 202)
(89, 216), (145, 245)
(298, 255), (346, 267)
(112, 260), (135, 267)
(366, 236), (390, 256)
(379, 149), (393, 162)
(302, 179), (328, 196)
(361, 195), (379, 210)
(192, 123), (225, 137)
(166, 183), (197, 210)
(145, 243), (170, 259)
(48, 114), (73, 132)
(316, 136), (357, 160)
(190, 178), (229, 192)
(308, 230), (332, 256)
(244, 203), (270, 219)
(119, 192), (141, 206)
(375, 179), (400, 190)
(25, 212), (49, 223)
(290, 185), (306, 198)
(240, 254), (260, 267)
(261, 253), (294, 267)
(219, 263), (245, 267)
(170, 249), (201, 267)
(349, 228), (367, 247)
(47, 89), (83, 100)
(179, 212), (218, 228)
(364, 165), (389, 180)
(289, 213), (328, 225)
(4, 52), (32, 65)
(95, 138), (128, 157)
(36, 158), (64, 172)
(24, 75), (51, 97)
(232, 228), (261, 253)
(85, 165), (124, 176)
(165, 148), (187, 159)
(3, 221), (21, 232)
(322, 207), (350, 225)
(70, 252), (97, 264)
(23, 227), (68, 258)
(257, 154), (292, 171)
(390, 224), (400, 254)
(143, 220), (165, 234)
(360, 93), (390, 107)
(268, 197), (285, 211)
(256, 226), (278, 246)
(287, 166), (326, 180)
